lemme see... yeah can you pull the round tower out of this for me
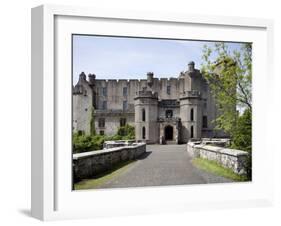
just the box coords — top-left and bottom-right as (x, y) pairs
(134, 87), (159, 143)
(179, 91), (202, 142)
(179, 61), (203, 142)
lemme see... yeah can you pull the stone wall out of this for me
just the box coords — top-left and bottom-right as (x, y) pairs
(94, 111), (135, 136)
(187, 142), (248, 175)
(201, 138), (231, 147)
(73, 143), (146, 181)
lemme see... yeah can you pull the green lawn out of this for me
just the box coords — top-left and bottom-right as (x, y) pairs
(74, 160), (135, 190)
(192, 158), (249, 182)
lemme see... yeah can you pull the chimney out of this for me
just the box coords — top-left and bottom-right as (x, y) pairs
(188, 61), (195, 72)
(79, 72), (86, 81)
(88, 73), (96, 86)
(147, 72), (154, 87)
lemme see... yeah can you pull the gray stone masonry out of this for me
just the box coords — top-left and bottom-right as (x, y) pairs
(73, 143), (146, 181)
(72, 61), (230, 143)
(187, 141), (249, 175)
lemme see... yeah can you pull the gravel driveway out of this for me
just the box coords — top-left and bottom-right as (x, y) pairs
(97, 144), (233, 189)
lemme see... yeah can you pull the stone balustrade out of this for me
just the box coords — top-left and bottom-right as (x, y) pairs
(187, 141), (249, 175)
(103, 140), (135, 149)
(201, 138), (231, 147)
(73, 143), (146, 181)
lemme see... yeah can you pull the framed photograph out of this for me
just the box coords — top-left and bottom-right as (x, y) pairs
(31, 4), (274, 221)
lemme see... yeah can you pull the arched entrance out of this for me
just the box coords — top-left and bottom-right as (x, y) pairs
(164, 125), (173, 141)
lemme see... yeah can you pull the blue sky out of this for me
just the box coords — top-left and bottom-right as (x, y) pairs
(72, 35), (245, 84)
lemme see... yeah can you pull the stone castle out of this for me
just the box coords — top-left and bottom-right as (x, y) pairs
(73, 61), (225, 144)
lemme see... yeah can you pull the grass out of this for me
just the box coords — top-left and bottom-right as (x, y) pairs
(74, 160), (136, 190)
(192, 158), (248, 182)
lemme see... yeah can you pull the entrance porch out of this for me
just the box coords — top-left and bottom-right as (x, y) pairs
(159, 117), (181, 144)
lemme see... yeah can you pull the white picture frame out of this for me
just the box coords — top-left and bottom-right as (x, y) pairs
(31, 4), (274, 221)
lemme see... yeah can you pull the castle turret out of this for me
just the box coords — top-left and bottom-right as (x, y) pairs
(179, 91), (202, 142)
(72, 72), (94, 135)
(180, 62), (204, 142)
(134, 87), (159, 143)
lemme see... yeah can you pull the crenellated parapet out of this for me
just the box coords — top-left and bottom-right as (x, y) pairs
(179, 90), (201, 100)
(134, 87), (158, 100)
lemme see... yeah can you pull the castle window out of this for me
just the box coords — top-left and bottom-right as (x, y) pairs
(102, 101), (107, 110)
(77, 130), (84, 136)
(123, 87), (128, 96)
(204, 102), (207, 109)
(190, 108), (194, 121)
(99, 130), (104, 135)
(102, 87), (107, 96)
(203, 116), (208, 128)
(123, 101), (128, 111)
(120, 118), (126, 127)
(142, 109), (146, 122)
(142, 126), (146, 139)
(190, 126), (194, 138)
(98, 118), (105, 128)
(167, 85), (171, 95)
(166, 110), (173, 118)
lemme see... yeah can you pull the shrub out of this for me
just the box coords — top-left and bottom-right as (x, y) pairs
(73, 133), (105, 153)
(231, 109), (252, 180)
(73, 125), (135, 153)
(116, 124), (135, 140)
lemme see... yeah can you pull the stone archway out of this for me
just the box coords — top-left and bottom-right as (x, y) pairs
(164, 125), (173, 141)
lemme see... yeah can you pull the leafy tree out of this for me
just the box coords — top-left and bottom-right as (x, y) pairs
(232, 109), (252, 152)
(201, 42), (252, 138)
(231, 109), (252, 179)
(201, 42), (252, 179)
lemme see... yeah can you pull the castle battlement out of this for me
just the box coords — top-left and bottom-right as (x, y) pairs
(180, 90), (201, 99)
(134, 87), (158, 100)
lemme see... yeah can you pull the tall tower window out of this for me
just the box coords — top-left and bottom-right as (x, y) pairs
(190, 126), (194, 138)
(120, 118), (126, 127)
(123, 87), (128, 96)
(203, 116), (208, 128)
(142, 109), (146, 122)
(98, 118), (105, 128)
(102, 101), (107, 110)
(123, 101), (128, 111)
(167, 85), (171, 95)
(203, 102), (207, 109)
(190, 108), (194, 121)
(102, 87), (107, 96)
(142, 126), (146, 139)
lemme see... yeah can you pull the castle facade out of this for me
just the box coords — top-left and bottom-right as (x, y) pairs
(73, 61), (224, 144)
